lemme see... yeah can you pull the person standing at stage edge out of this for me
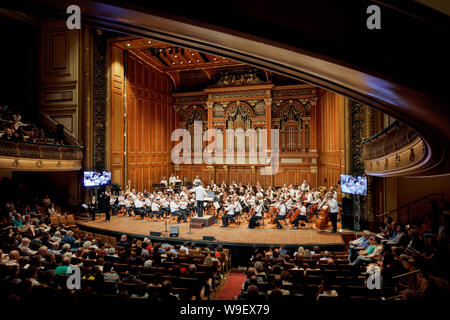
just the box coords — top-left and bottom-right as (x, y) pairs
(190, 182), (208, 217)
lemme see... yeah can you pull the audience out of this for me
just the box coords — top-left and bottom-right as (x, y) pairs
(0, 105), (63, 145)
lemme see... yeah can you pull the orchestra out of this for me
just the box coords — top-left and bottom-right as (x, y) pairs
(94, 178), (341, 232)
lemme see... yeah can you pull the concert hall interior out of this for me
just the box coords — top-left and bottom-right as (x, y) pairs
(0, 0), (449, 304)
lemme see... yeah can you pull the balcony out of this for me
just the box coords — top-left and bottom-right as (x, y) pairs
(0, 140), (83, 171)
(363, 121), (428, 176)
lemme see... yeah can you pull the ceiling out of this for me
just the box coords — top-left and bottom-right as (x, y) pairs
(113, 38), (304, 92)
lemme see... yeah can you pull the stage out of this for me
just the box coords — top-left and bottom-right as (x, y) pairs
(76, 215), (345, 248)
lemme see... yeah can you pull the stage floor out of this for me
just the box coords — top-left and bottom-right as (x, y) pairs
(77, 215), (344, 247)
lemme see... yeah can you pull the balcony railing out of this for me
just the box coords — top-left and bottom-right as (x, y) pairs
(0, 140), (83, 170)
(362, 121), (418, 160)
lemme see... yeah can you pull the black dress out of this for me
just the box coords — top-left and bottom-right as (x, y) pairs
(88, 201), (98, 221)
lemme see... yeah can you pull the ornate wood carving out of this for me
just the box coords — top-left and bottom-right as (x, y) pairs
(351, 101), (365, 176)
(93, 29), (107, 171)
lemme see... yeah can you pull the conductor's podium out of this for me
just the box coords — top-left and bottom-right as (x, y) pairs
(190, 215), (215, 229)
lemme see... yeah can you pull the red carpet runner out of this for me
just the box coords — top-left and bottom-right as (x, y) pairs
(215, 272), (247, 300)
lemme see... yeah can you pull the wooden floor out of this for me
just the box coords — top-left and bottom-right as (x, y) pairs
(77, 215), (344, 246)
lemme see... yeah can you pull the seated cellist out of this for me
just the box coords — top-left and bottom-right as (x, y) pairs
(274, 197), (287, 230)
(248, 199), (263, 229)
(292, 202), (309, 229)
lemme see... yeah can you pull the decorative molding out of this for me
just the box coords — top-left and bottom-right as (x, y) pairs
(272, 88), (316, 98)
(210, 69), (266, 87)
(208, 89), (268, 101)
(351, 102), (365, 176)
(93, 29), (107, 171)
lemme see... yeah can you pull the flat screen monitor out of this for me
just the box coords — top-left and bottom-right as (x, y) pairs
(340, 174), (367, 196)
(83, 171), (111, 187)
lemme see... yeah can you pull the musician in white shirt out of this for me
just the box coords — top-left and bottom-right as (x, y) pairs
(160, 176), (168, 186)
(151, 200), (163, 220)
(190, 183), (208, 217)
(248, 200), (263, 229)
(292, 203), (309, 229)
(170, 197), (187, 223)
(134, 197), (145, 219)
(301, 180), (310, 192)
(193, 176), (202, 186)
(160, 197), (169, 218)
(169, 174), (176, 186)
(327, 193), (339, 233)
(274, 199), (288, 229)
(221, 200), (235, 227)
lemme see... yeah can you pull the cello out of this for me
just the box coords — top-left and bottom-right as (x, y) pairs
(315, 205), (330, 230)
(268, 205), (280, 223)
(288, 207), (301, 223)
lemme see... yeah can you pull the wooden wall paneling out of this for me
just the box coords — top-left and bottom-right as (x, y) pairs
(118, 53), (173, 190)
(39, 21), (80, 144)
(111, 45), (125, 186)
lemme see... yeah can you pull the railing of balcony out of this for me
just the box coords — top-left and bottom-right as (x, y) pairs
(362, 121), (419, 160)
(0, 139), (83, 161)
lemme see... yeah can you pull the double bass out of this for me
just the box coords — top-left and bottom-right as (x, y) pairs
(315, 205), (330, 230)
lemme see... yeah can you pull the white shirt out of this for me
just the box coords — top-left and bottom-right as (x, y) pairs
(301, 183), (310, 192)
(328, 198), (339, 213)
(134, 199), (144, 208)
(279, 203), (287, 216)
(145, 198), (152, 207)
(179, 200), (188, 210)
(151, 202), (160, 211)
(285, 199), (293, 210)
(160, 199), (169, 208)
(225, 204), (235, 216)
(190, 185), (207, 201)
(300, 205), (307, 216)
(255, 205), (263, 217)
(170, 201), (179, 213)
(169, 176), (176, 184)
(305, 192), (313, 203)
(160, 179), (168, 186)
(193, 178), (202, 185)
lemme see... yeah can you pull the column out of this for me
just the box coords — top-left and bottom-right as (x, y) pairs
(264, 98), (272, 152)
(309, 98), (317, 152)
(365, 106), (377, 228)
(206, 101), (214, 153)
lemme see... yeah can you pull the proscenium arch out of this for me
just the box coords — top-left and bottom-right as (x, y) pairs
(14, 0), (449, 176)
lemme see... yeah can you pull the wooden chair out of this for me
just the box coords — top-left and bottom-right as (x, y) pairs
(49, 216), (59, 227)
(66, 214), (76, 227)
(58, 215), (67, 226)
